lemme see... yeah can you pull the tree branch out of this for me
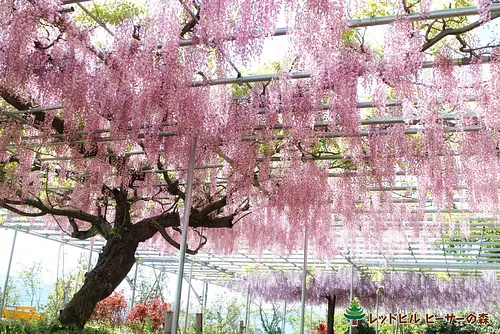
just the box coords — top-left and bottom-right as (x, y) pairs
(0, 88), (65, 134)
(157, 160), (186, 200)
(197, 196), (227, 218)
(1, 197), (113, 239)
(1, 198), (100, 223)
(149, 219), (201, 255)
(68, 217), (99, 240)
(132, 212), (181, 242)
(112, 188), (132, 228)
(179, 0), (200, 38)
(422, 13), (500, 52)
(0, 203), (47, 217)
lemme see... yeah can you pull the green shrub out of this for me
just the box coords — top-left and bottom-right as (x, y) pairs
(0, 319), (114, 334)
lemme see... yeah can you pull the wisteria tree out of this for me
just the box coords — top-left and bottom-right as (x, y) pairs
(1, 0), (500, 328)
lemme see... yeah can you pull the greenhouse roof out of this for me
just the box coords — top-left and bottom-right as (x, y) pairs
(3, 216), (499, 282)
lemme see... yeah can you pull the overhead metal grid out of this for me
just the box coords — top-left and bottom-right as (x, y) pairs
(1, 3), (500, 283)
(2, 215), (499, 281)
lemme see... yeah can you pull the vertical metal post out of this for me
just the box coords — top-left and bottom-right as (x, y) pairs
(87, 238), (94, 273)
(200, 279), (206, 313)
(62, 243), (70, 304)
(203, 281), (208, 310)
(1, 227), (18, 313)
(282, 300), (287, 333)
(349, 264), (354, 334)
(164, 311), (173, 334)
(299, 228), (308, 334)
(391, 309), (395, 334)
(185, 279), (202, 307)
(375, 289), (380, 333)
(244, 287), (251, 334)
(310, 305), (313, 330)
(183, 262), (194, 333)
(171, 135), (198, 334)
(131, 260), (139, 309)
(55, 243), (63, 310)
(202, 280), (208, 329)
(195, 313), (203, 334)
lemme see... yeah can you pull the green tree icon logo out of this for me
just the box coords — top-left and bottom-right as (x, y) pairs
(344, 299), (365, 327)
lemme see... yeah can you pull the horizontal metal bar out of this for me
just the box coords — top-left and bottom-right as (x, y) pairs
(272, 125), (482, 140)
(3, 55), (486, 118)
(11, 124), (481, 151)
(180, 5), (500, 46)
(34, 129), (477, 162)
(191, 55), (490, 86)
(62, 0), (92, 4)
(358, 261), (500, 269)
(4, 214), (500, 280)
(12, 110), (479, 149)
(3, 105), (62, 115)
(10, 131), (176, 149)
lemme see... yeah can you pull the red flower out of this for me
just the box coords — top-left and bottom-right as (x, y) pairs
(89, 291), (128, 327)
(127, 298), (173, 331)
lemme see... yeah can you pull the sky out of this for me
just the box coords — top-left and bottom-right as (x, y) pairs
(0, 228), (204, 311)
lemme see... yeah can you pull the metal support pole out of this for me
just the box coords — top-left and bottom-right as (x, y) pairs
(1, 227), (18, 313)
(195, 313), (203, 334)
(87, 238), (94, 273)
(282, 300), (287, 333)
(244, 287), (251, 334)
(184, 278), (202, 307)
(310, 305), (313, 330)
(164, 311), (173, 334)
(202, 280), (208, 329)
(200, 280), (206, 312)
(299, 228), (308, 334)
(184, 262), (194, 334)
(349, 264), (354, 334)
(131, 260), (139, 309)
(55, 243), (63, 311)
(376, 289), (380, 333)
(146, 268), (162, 302)
(203, 281), (208, 310)
(171, 135), (198, 334)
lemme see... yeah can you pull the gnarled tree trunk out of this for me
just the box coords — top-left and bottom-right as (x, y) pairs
(58, 233), (139, 328)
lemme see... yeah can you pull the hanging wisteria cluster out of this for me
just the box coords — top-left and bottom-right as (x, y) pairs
(0, 0), (500, 257)
(228, 269), (500, 312)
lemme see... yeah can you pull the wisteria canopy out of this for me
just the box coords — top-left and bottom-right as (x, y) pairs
(1, 0), (500, 328)
(229, 269), (500, 312)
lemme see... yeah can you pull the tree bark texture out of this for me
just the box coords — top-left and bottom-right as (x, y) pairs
(327, 294), (336, 334)
(58, 233), (139, 328)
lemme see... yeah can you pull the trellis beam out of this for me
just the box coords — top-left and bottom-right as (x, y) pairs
(10, 111), (480, 150)
(191, 55), (491, 86)
(179, 4), (500, 46)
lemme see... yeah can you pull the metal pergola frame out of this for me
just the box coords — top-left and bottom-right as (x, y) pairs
(2, 215), (499, 281)
(2, 2), (500, 332)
